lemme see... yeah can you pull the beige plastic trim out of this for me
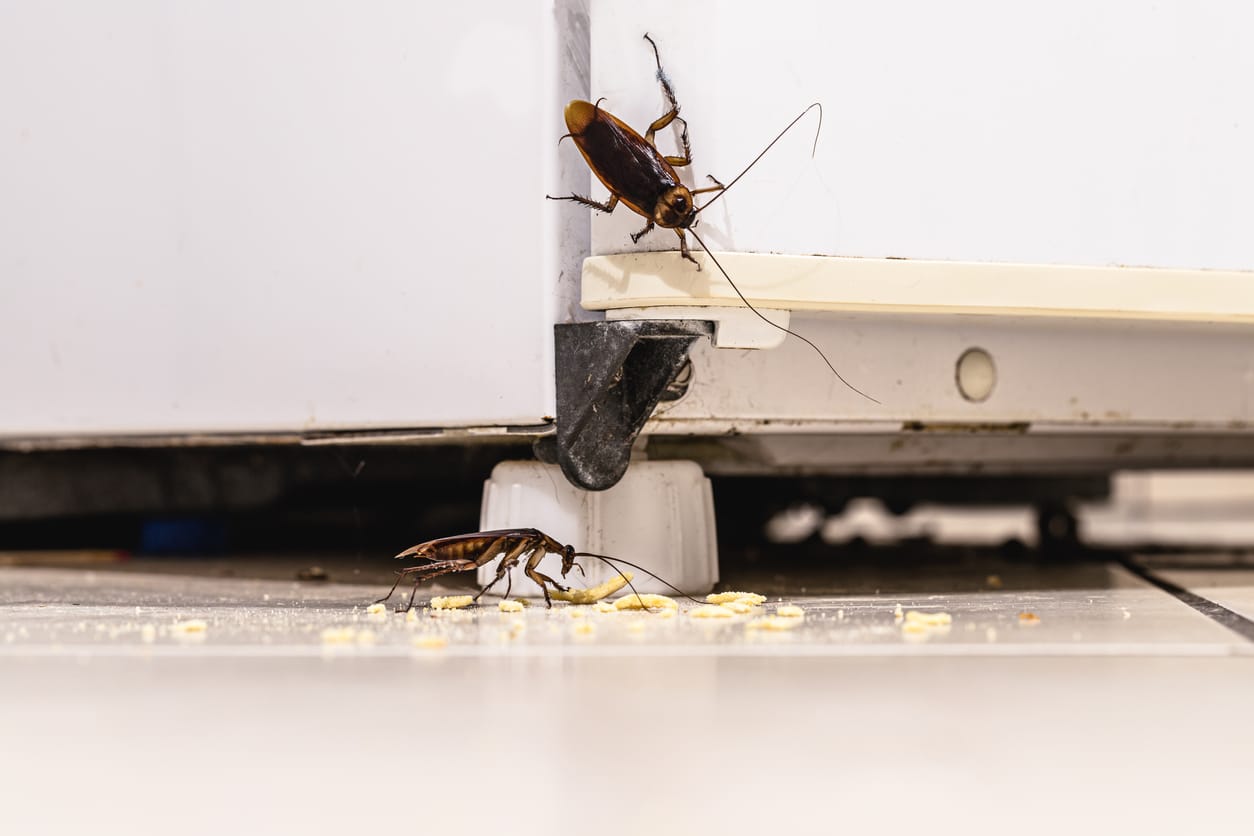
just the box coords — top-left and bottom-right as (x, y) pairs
(582, 252), (1254, 322)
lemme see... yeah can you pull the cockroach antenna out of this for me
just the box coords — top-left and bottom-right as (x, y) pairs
(574, 551), (711, 607)
(693, 102), (823, 216)
(687, 227), (881, 404)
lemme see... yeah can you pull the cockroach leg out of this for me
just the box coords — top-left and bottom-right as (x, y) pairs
(630, 220), (655, 243)
(674, 229), (701, 269)
(692, 175), (725, 197)
(642, 33), (692, 166)
(473, 539), (535, 602)
(546, 192), (619, 214)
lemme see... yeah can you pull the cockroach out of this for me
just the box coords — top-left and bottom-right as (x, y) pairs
(549, 34), (877, 403)
(376, 527), (700, 611)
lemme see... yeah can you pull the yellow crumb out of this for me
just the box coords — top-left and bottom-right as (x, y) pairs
(614, 593), (679, 611)
(549, 572), (635, 604)
(365, 603), (387, 616)
(172, 619), (208, 634)
(656, 608), (676, 619)
(430, 595), (474, 610)
(404, 608), (420, 624)
(901, 621), (929, 635)
(567, 606), (591, 618)
(893, 604), (904, 623)
(412, 634), (448, 649)
(706, 591), (766, 606)
(139, 624), (157, 643)
(775, 605), (805, 618)
(320, 627), (357, 644)
(904, 610), (952, 627)
(747, 616), (801, 632)
(572, 621), (596, 637)
(1018, 611), (1041, 625)
(985, 574), (1004, 589)
(689, 604), (736, 619)
(498, 600), (525, 613)
(355, 629), (377, 645)
(626, 621), (647, 634)
(720, 600), (754, 614)
(594, 601), (616, 613)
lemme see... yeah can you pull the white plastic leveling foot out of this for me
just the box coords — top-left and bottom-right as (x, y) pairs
(476, 460), (718, 597)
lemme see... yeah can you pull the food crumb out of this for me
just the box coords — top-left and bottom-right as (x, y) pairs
(626, 620), (647, 634)
(572, 621), (596, 638)
(594, 601), (616, 613)
(139, 624), (157, 643)
(904, 610), (952, 627)
(614, 593), (679, 611)
(430, 595), (474, 610)
(986, 627), (998, 642)
(498, 600), (525, 613)
(321, 627), (357, 644)
(1121, 608), (1132, 620)
(366, 603), (387, 615)
(775, 605), (805, 618)
(1018, 611), (1041, 625)
(893, 604), (904, 623)
(720, 600), (755, 614)
(747, 616), (801, 632)
(706, 591), (766, 606)
(837, 609), (845, 620)
(404, 608), (420, 624)
(172, 619), (208, 635)
(985, 574), (1003, 589)
(689, 604), (736, 619)
(549, 572), (634, 604)
(412, 634), (448, 650)
(355, 629), (377, 645)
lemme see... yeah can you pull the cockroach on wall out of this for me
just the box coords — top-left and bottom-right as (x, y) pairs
(549, 34), (878, 403)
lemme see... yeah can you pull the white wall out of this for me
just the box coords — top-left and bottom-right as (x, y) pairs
(0, 1), (580, 437)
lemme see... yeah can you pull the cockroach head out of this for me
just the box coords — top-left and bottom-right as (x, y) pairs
(654, 186), (696, 229)
(559, 544), (578, 578)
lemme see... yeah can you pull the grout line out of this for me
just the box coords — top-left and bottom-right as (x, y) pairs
(1120, 558), (1254, 644)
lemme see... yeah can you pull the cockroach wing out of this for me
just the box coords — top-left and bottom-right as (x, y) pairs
(565, 100), (680, 220)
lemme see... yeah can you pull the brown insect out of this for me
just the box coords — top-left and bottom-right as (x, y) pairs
(549, 34), (877, 403)
(376, 527), (696, 611)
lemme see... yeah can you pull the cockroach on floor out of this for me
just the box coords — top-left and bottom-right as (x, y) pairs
(549, 34), (877, 403)
(376, 527), (697, 611)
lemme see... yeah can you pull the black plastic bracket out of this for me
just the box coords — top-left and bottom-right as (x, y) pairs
(544, 320), (713, 491)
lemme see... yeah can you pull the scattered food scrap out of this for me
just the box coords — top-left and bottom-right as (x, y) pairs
(320, 626), (357, 644)
(430, 595), (474, 610)
(775, 605), (805, 618)
(549, 571), (635, 604)
(404, 608), (420, 624)
(1018, 611), (1041, 626)
(985, 574), (1004, 589)
(747, 616), (802, 632)
(572, 621), (596, 638)
(594, 601), (616, 613)
(412, 634), (448, 650)
(139, 624), (157, 643)
(893, 604), (904, 623)
(720, 600), (755, 614)
(365, 603), (387, 615)
(614, 593), (679, 611)
(498, 600), (525, 613)
(172, 619), (208, 635)
(706, 591), (766, 606)
(689, 604), (736, 619)
(904, 611), (951, 627)
(566, 606), (590, 618)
